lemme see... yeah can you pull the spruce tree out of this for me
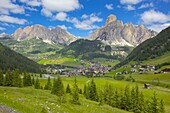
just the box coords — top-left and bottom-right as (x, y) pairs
(44, 77), (52, 90)
(89, 79), (98, 101)
(51, 76), (65, 102)
(32, 76), (35, 85)
(12, 70), (20, 87)
(159, 99), (165, 113)
(113, 89), (120, 108)
(35, 77), (40, 89)
(124, 85), (130, 111)
(4, 69), (10, 86)
(150, 92), (159, 113)
(66, 84), (71, 94)
(72, 77), (80, 104)
(103, 82), (113, 105)
(0, 69), (4, 86)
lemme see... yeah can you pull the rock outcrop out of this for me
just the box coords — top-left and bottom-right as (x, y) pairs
(12, 24), (76, 44)
(90, 14), (157, 47)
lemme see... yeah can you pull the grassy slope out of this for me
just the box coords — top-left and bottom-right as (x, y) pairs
(38, 57), (82, 67)
(143, 52), (170, 65)
(0, 86), (129, 113)
(0, 76), (170, 112)
(39, 76), (170, 113)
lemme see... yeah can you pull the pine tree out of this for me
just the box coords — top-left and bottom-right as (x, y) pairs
(66, 84), (71, 94)
(12, 70), (20, 87)
(113, 89), (120, 108)
(4, 69), (10, 86)
(0, 69), (4, 86)
(72, 77), (80, 104)
(51, 76), (65, 102)
(159, 99), (165, 113)
(18, 76), (23, 88)
(35, 77), (40, 89)
(124, 85), (130, 111)
(150, 92), (159, 113)
(44, 77), (52, 90)
(130, 87), (136, 112)
(83, 84), (87, 95)
(88, 79), (98, 101)
(103, 82), (113, 106)
(32, 76), (35, 85)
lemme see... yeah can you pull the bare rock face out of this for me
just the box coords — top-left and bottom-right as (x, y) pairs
(106, 14), (117, 25)
(0, 32), (11, 38)
(90, 14), (157, 47)
(12, 24), (76, 44)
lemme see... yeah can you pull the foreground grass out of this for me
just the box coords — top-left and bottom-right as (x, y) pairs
(39, 76), (170, 113)
(0, 86), (130, 113)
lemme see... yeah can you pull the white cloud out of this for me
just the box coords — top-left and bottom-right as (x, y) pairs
(19, 0), (41, 6)
(147, 23), (170, 32)
(25, 6), (38, 11)
(41, 8), (52, 17)
(120, 0), (143, 4)
(105, 4), (114, 10)
(141, 10), (170, 24)
(0, 15), (27, 25)
(67, 13), (102, 30)
(57, 25), (67, 30)
(81, 14), (88, 19)
(125, 5), (135, 10)
(0, 0), (25, 14)
(139, 3), (154, 9)
(0, 27), (6, 31)
(42, 0), (82, 12)
(53, 12), (67, 21)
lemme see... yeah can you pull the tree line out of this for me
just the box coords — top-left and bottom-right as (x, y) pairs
(0, 71), (165, 113)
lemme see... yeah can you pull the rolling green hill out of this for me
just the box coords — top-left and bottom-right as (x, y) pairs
(58, 39), (124, 61)
(0, 38), (63, 61)
(0, 43), (40, 72)
(119, 26), (170, 66)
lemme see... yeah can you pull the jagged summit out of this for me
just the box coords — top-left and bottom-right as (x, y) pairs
(12, 24), (76, 44)
(106, 14), (117, 25)
(90, 14), (157, 47)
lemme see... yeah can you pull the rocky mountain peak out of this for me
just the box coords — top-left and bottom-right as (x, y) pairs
(89, 14), (158, 47)
(106, 14), (117, 25)
(12, 24), (76, 44)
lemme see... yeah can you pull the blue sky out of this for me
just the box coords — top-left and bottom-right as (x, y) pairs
(0, 0), (170, 37)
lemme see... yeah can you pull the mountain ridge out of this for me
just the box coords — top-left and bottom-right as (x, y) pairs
(89, 14), (157, 47)
(12, 24), (76, 45)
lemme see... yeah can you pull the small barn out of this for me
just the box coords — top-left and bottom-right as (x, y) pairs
(144, 84), (150, 89)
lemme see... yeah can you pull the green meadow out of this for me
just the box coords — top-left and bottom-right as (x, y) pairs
(1, 75), (169, 113)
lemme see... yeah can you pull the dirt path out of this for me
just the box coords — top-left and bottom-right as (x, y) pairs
(0, 104), (19, 113)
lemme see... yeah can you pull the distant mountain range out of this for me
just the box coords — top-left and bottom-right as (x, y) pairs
(119, 26), (170, 66)
(0, 14), (160, 64)
(12, 24), (76, 45)
(90, 14), (157, 47)
(0, 43), (40, 72)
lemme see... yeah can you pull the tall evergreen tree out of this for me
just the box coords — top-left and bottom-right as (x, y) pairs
(113, 89), (120, 108)
(72, 77), (80, 104)
(35, 77), (40, 89)
(51, 76), (65, 102)
(32, 76), (35, 85)
(66, 84), (71, 94)
(103, 82), (113, 105)
(124, 85), (130, 111)
(88, 79), (98, 101)
(44, 77), (52, 90)
(0, 69), (4, 86)
(4, 69), (11, 86)
(12, 70), (20, 87)
(159, 99), (165, 113)
(150, 92), (159, 113)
